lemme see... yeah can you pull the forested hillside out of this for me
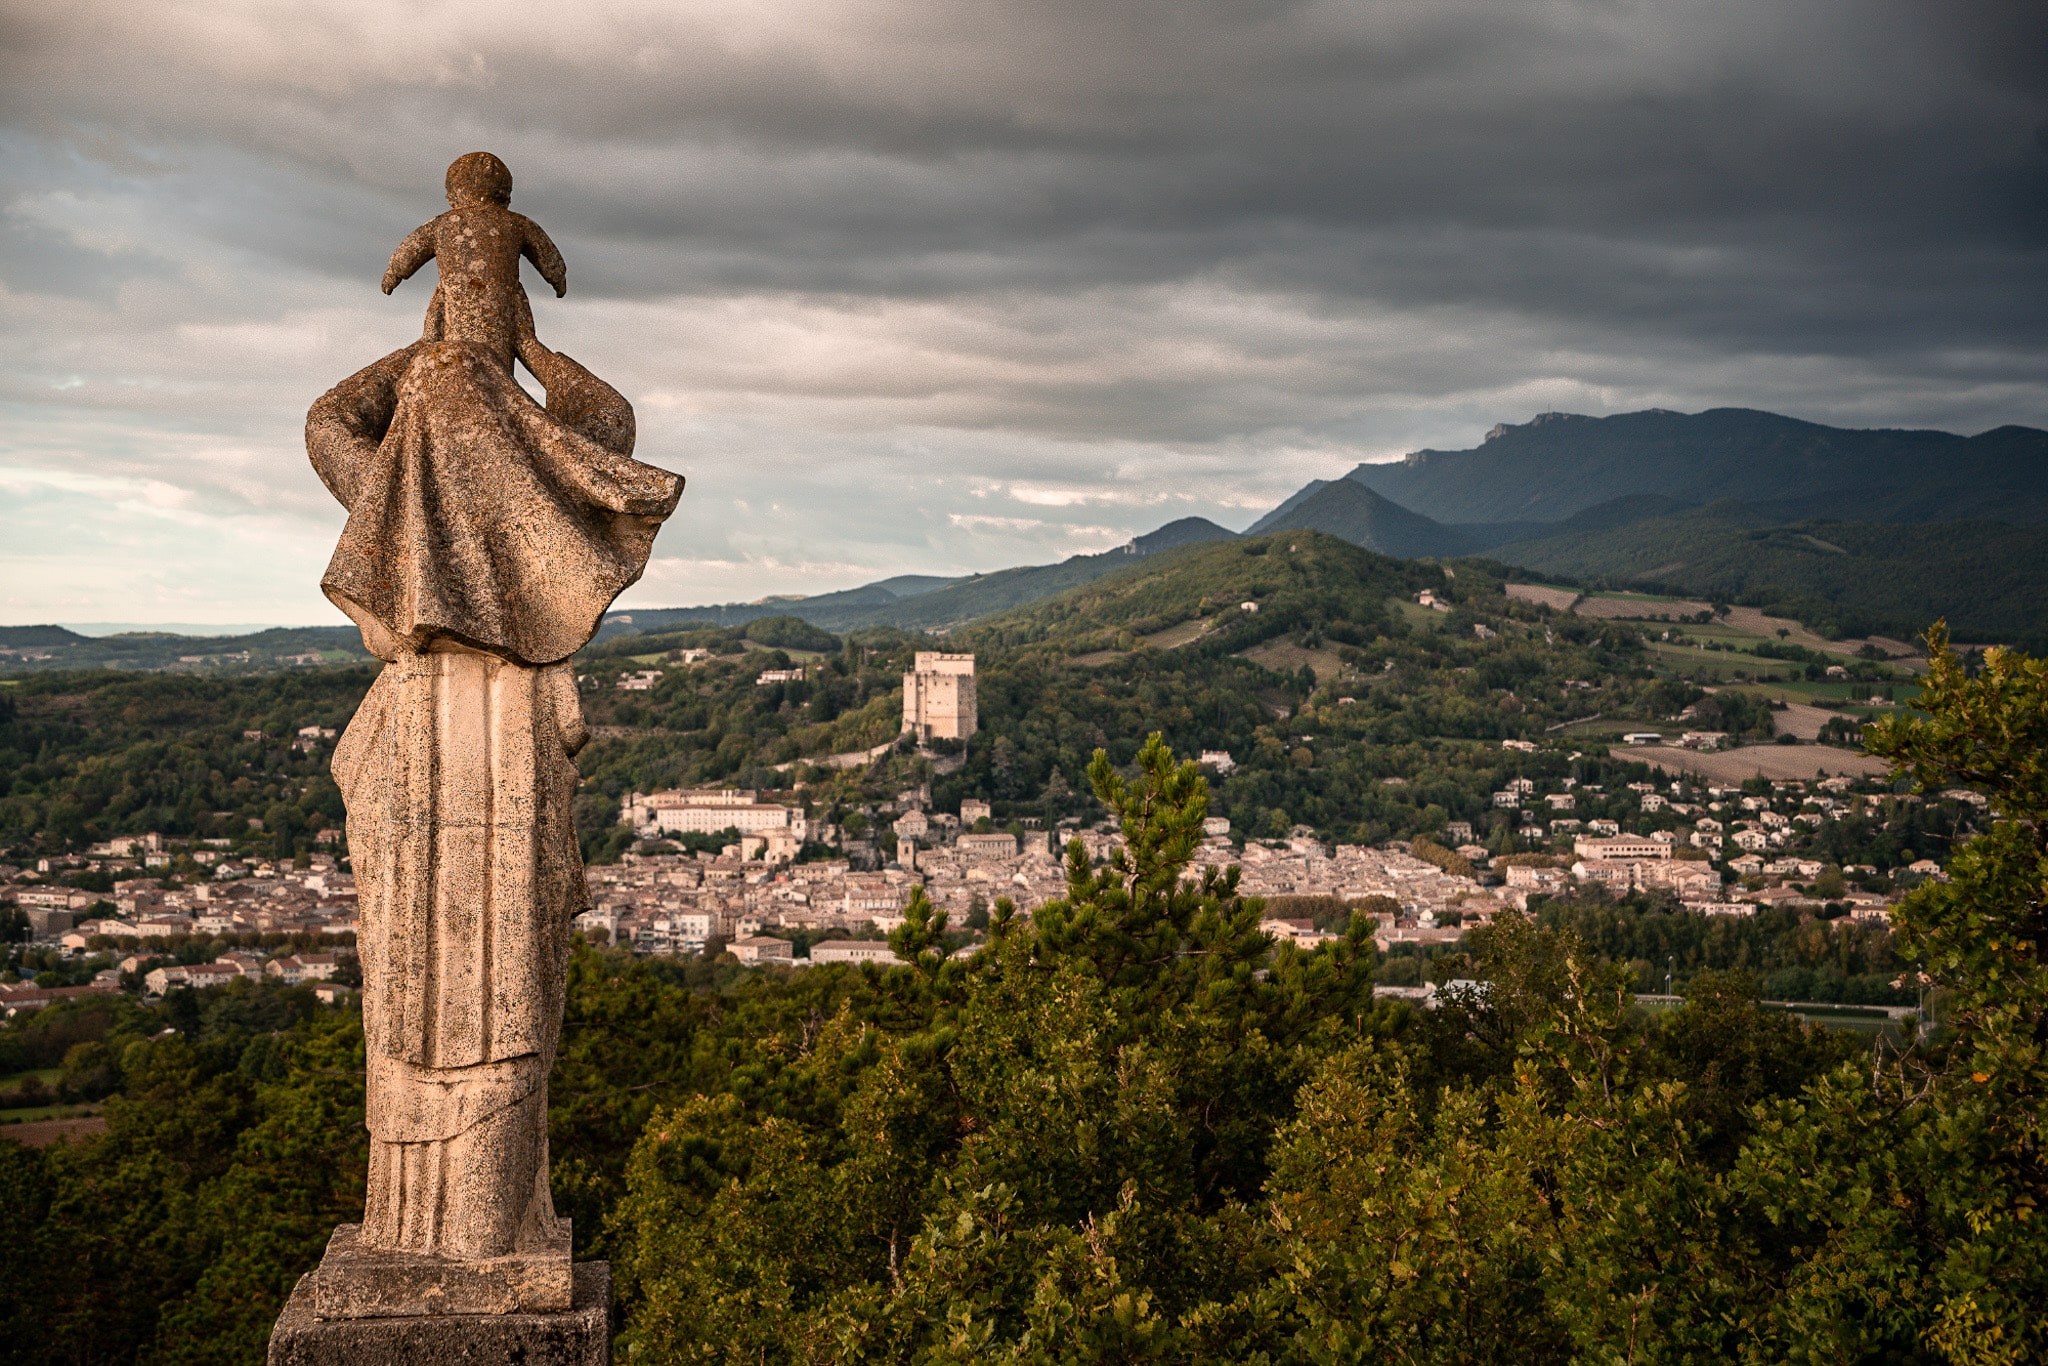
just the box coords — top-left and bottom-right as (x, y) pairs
(1491, 510), (2048, 650)
(0, 668), (366, 856)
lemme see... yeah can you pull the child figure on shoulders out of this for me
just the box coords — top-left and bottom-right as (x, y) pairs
(383, 152), (566, 375)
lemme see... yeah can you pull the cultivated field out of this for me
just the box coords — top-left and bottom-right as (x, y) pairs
(2, 1115), (108, 1148)
(1505, 583), (1581, 611)
(1506, 582), (1927, 667)
(1628, 743), (1890, 782)
(1573, 592), (1713, 620)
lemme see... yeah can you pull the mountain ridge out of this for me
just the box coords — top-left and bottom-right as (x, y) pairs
(1346, 407), (2048, 526)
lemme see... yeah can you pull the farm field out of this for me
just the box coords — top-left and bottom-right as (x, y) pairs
(1507, 582), (1927, 664)
(1629, 743), (1890, 782)
(1235, 638), (1357, 683)
(1, 1114), (109, 1148)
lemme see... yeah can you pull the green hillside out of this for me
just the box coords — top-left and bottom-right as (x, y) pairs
(594, 519), (1242, 641)
(1492, 510), (2048, 650)
(961, 530), (1419, 652)
(556, 530), (1930, 854)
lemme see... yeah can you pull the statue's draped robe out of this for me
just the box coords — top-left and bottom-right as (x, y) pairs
(309, 338), (680, 1259)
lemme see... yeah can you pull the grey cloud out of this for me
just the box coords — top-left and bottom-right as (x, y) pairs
(3, 0), (2046, 621)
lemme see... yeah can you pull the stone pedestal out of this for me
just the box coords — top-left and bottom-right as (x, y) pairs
(268, 1258), (609, 1366)
(308, 1222), (573, 1317)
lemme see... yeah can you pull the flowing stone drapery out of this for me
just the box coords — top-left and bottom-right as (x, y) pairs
(309, 339), (677, 667)
(335, 646), (586, 1258)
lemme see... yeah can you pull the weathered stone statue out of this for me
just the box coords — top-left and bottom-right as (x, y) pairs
(269, 153), (681, 1366)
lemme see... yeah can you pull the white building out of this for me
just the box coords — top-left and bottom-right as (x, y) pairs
(811, 940), (898, 965)
(623, 788), (808, 841)
(958, 832), (1019, 859)
(902, 652), (977, 742)
(729, 936), (793, 965)
(267, 953), (341, 985)
(1574, 835), (1672, 861)
(145, 962), (241, 994)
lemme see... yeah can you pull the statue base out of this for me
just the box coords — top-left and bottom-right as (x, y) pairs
(306, 1221), (573, 1317)
(268, 1256), (607, 1366)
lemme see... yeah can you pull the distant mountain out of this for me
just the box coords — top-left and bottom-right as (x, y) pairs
(1247, 479), (1330, 531)
(1342, 408), (2048, 526)
(0, 625), (91, 648)
(1244, 479), (1467, 557)
(0, 625), (371, 674)
(864, 575), (959, 599)
(1244, 480), (1547, 558)
(598, 516), (1242, 640)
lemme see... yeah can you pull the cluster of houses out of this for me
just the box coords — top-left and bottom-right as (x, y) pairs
(4, 753), (1953, 1005)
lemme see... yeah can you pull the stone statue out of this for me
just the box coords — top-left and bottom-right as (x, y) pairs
(270, 153), (680, 1362)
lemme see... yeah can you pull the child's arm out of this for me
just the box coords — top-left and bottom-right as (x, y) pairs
(382, 221), (438, 295)
(517, 215), (569, 298)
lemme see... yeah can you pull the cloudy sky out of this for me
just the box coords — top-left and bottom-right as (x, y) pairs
(3, 0), (2045, 626)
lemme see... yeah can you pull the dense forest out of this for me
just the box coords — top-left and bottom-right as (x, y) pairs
(0, 668), (366, 857)
(1, 636), (2044, 1363)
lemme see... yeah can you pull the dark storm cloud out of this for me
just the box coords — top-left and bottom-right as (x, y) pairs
(3, 0), (2046, 621)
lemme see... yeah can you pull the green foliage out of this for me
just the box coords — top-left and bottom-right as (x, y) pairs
(610, 734), (1382, 1360)
(1529, 893), (1910, 1003)
(0, 981), (362, 1366)
(0, 667), (367, 856)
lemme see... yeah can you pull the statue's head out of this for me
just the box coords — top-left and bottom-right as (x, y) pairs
(445, 152), (513, 208)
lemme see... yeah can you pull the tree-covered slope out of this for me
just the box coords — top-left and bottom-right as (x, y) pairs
(1492, 509), (2048, 650)
(960, 530), (1422, 652)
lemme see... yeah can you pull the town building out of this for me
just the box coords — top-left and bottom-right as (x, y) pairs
(729, 935), (793, 965)
(1574, 835), (1672, 861)
(622, 788), (809, 840)
(810, 940), (898, 965)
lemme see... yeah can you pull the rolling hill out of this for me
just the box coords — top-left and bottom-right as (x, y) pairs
(0, 624), (372, 674)
(960, 529), (1429, 656)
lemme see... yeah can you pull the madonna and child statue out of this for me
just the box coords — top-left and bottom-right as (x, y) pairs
(269, 153), (681, 1362)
